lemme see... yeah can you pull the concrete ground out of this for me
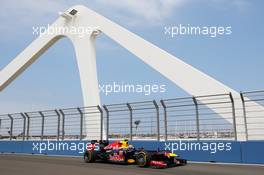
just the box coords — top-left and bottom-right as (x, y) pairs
(0, 154), (263, 175)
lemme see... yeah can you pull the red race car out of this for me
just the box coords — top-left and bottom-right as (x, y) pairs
(84, 140), (187, 168)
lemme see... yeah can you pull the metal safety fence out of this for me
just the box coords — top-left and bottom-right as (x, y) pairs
(0, 90), (264, 141)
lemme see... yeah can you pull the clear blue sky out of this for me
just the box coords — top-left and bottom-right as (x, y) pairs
(0, 0), (263, 113)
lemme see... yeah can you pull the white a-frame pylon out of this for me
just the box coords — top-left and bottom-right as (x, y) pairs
(0, 5), (263, 140)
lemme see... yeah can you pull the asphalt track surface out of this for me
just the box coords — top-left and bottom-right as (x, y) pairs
(0, 154), (264, 175)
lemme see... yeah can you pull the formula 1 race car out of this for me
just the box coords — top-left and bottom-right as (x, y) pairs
(84, 140), (187, 168)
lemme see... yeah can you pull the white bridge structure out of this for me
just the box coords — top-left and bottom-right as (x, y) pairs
(0, 5), (263, 140)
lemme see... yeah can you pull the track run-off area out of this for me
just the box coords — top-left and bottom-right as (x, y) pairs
(0, 154), (263, 175)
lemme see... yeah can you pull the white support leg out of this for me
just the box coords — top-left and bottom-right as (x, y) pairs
(70, 34), (101, 139)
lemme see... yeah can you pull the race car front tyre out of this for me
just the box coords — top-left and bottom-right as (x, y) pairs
(84, 150), (96, 163)
(136, 151), (151, 167)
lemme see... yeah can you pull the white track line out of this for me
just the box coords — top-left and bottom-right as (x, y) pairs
(190, 161), (264, 167)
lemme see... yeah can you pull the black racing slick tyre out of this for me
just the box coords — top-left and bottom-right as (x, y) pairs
(84, 150), (96, 163)
(136, 151), (151, 167)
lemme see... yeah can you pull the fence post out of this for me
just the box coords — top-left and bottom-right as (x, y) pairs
(153, 100), (160, 141)
(59, 110), (65, 141)
(24, 113), (30, 140)
(7, 114), (13, 140)
(240, 92), (248, 141)
(55, 110), (60, 141)
(229, 93), (237, 141)
(39, 111), (45, 140)
(126, 103), (133, 141)
(20, 113), (26, 141)
(103, 105), (109, 140)
(160, 100), (168, 141)
(97, 106), (104, 140)
(77, 108), (83, 140)
(192, 97), (200, 141)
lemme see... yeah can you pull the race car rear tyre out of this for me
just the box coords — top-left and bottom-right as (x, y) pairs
(136, 151), (151, 167)
(84, 150), (96, 163)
